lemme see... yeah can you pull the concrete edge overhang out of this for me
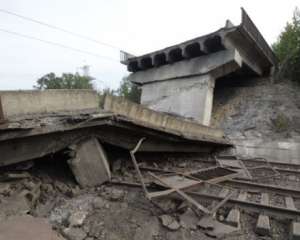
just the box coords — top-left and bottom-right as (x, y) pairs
(121, 8), (277, 76)
(128, 49), (243, 84)
(0, 98), (232, 147)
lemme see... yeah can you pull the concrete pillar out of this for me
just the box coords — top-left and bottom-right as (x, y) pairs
(140, 74), (215, 126)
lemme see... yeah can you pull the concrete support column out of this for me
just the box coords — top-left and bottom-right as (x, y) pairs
(140, 74), (215, 126)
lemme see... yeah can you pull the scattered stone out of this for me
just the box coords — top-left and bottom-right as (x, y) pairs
(159, 215), (181, 231)
(0, 215), (65, 240)
(62, 227), (87, 240)
(134, 216), (160, 240)
(0, 183), (11, 195)
(110, 189), (125, 201)
(198, 215), (240, 238)
(92, 197), (106, 209)
(180, 208), (198, 230)
(68, 210), (88, 227)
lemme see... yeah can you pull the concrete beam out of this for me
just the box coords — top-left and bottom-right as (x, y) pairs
(128, 49), (242, 84)
(103, 95), (226, 141)
(0, 90), (99, 120)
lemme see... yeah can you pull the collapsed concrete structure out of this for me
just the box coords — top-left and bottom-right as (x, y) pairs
(121, 9), (277, 126)
(0, 90), (231, 186)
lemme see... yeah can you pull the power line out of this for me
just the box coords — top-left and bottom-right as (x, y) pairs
(0, 8), (121, 50)
(0, 28), (120, 62)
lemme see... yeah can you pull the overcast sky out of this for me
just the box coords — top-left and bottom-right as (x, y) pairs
(0, 0), (299, 91)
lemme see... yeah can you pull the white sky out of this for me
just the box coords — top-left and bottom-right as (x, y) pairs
(0, 0), (299, 90)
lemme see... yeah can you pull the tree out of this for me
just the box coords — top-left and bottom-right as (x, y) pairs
(273, 7), (300, 83)
(116, 77), (141, 103)
(34, 72), (95, 90)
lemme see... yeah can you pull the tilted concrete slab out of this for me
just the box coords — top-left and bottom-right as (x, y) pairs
(0, 89), (99, 120)
(103, 95), (227, 143)
(68, 137), (111, 187)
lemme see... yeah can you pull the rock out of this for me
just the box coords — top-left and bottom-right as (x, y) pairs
(0, 183), (11, 195)
(62, 227), (87, 240)
(50, 209), (70, 226)
(159, 215), (181, 231)
(92, 197), (106, 209)
(110, 189), (125, 201)
(180, 208), (198, 230)
(134, 216), (159, 240)
(68, 211), (88, 227)
(88, 221), (104, 238)
(0, 190), (32, 216)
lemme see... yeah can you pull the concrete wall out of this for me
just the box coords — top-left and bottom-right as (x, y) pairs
(141, 75), (215, 125)
(233, 139), (300, 164)
(0, 90), (99, 119)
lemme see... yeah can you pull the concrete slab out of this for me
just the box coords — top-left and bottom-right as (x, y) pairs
(68, 137), (111, 187)
(0, 89), (99, 120)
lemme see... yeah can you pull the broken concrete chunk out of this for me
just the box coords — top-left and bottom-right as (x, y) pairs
(134, 216), (160, 240)
(92, 196), (106, 209)
(62, 227), (87, 240)
(109, 189), (125, 201)
(159, 214), (181, 231)
(0, 215), (65, 240)
(68, 137), (111, 187)
(198, 215), (240, 238)
(180, 208), (198, 230)
(68, 210), (88, 227)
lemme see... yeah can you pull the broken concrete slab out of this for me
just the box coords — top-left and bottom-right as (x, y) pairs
(159, 214), (181, 231)
(62, 227), (87, 240)
(0, 215), (65, 240)
(68, 137), (111, 187)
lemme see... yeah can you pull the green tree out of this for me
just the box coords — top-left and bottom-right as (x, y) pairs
(116, 77), (141, 103)
(34, 72), (95, 89)
(273, 7), (300, 83)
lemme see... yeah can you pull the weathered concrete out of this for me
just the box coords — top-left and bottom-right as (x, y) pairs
(68, 137), (111, 187)
(122, 9), (277, 126)
(255, 193), (270, 236)
(103, 94), (227, 142)
(141, 75), (215, 125)
(0, 89), (99, 119)
(233, 139), (300, 165)
(128, 50), (242, 84)
(225, 191), (247, 227)
(130, 50), (241, 125)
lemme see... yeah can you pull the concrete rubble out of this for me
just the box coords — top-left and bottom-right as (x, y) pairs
(0, 8), (298, 240)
